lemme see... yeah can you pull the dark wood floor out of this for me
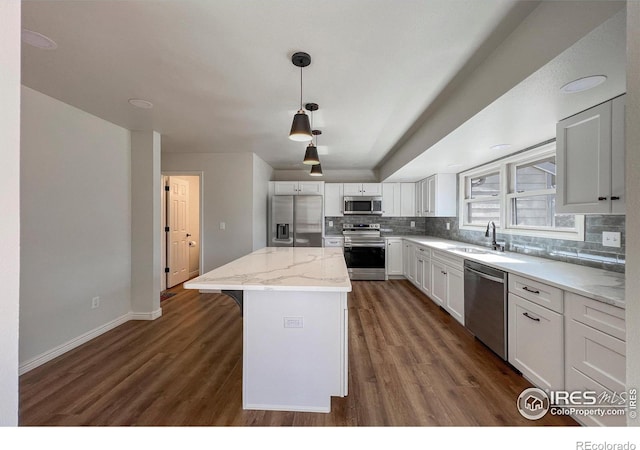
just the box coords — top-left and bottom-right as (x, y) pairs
(20, 280), (577, 426)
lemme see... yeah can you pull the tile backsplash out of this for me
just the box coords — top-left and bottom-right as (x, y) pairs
(325, 216), (426, 236)
(325, 215), (625, 273)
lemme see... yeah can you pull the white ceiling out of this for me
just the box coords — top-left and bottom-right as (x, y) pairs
(21, 1), (626, 178)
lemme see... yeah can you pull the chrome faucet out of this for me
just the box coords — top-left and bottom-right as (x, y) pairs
(485, 221), (505, 252)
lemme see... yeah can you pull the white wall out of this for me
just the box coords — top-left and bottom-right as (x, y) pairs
(131, 131), (161, 318)
(252, 154), (273, 251)
(20, 87), (132, 365)
(162, 153), (255, 272)
(625, 0), (639, 427)
(0, 0), (20, 426)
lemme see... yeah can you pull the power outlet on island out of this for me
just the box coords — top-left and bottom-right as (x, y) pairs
(283, 317), (303, 328)
(602, 231), (621, 248)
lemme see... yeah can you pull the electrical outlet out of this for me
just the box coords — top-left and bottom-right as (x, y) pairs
(602, 231), (621, 248)
(91, 296), (100, 309)
(329, 220), (334, 227)
(219, 222), (226, 230)
(446, 222), (451, 230)
(410, 221), (415, 228)
(283, 317), (303, 328)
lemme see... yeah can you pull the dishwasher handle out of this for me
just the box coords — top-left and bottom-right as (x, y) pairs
(464, 266), (505, 284)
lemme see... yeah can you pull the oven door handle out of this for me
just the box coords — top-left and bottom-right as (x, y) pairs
(344, 242), (385, 248)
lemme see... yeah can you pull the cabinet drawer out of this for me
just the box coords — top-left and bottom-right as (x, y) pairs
(565, 319), (626, 393)
(509, 274), (563, 313)
(508, 294), (564, 391)
(565, 366), (627, 427)
(565, 292), (625, 341)
(431, 249), (463, 270)
(414, 245), (430, 259)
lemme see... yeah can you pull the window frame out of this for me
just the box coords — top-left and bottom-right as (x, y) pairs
(459, 143), (585, 241)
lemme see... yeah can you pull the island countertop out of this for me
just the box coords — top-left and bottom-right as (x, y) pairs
(184, 246), (352, 292)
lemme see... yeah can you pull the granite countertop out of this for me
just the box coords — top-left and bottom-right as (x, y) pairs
(390, 235), (625, 309)
(184, 247), (352, 292)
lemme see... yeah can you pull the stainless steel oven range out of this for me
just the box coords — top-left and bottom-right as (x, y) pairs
(342, 223), (385, 281)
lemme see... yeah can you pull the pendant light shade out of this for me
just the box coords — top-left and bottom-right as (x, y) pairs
(303, 128), (321, 165)
(290, 110), (312, 142)
(303, 142), (320, 165)
(289, 52), (313, 142)
(310, 163), (323, 177)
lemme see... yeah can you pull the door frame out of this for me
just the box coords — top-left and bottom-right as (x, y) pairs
(161, 171), (204, 292)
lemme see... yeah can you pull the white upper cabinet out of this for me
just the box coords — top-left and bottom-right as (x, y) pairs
(274, 181), (324, 196)
(382, 183), (417, 217)
(343, 183), (382, 196)
(416, 174), (456, 217)
(382, 183), (401, 217)
(400, 183), (416, 216)
(324, 183), (344, 216)
(556, 94), (625, 214)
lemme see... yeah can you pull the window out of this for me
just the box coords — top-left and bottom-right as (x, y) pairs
(459, 143), (584, 240)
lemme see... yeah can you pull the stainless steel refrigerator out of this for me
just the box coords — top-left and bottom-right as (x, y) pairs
(270, 195), (323, 247)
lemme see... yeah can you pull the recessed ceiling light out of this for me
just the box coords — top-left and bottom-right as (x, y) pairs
(22, 29), (57, 49)
(560, 75), (607, 94)
(490, 144), (511, 151)
(128, 98), (154, 109)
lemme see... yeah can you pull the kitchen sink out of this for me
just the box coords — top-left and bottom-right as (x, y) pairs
(456, 247), (488, 254)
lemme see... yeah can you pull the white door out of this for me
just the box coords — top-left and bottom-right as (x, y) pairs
(167, 176), (190, 288)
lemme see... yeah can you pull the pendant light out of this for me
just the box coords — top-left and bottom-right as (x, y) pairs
(310, 163), (323, 177)
(309, 128), (323, 176)
(303, 104), (320, 165)
(289, 52), (313, 141)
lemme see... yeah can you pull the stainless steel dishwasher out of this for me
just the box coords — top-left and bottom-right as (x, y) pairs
(464, 260), (508, 360)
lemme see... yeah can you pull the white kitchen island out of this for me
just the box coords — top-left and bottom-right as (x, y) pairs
(184, 247), (352, 413)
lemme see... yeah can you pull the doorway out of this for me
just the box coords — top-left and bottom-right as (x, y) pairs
(161, 174), (202, 291)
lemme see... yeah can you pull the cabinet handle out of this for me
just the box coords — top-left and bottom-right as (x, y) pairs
(611, 196), (621, 200)
(522, 286), (540, 294)
(523, 312), (541, 322)
(598, 196), (607, 201)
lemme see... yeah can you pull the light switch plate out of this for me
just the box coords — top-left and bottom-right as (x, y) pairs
(219, 222), (226, 230)
(602, 231), (621, 248)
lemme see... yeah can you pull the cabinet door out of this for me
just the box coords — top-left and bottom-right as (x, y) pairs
(400, 183), (416, 217)
(446, 267), (464, 325)
(420, 179), (430, 216)
(382, 183), (401, 216)
(611, 95), (626, 214)
(430, 259), (447, 306)
(508, 294), (564, 391)
(298, 181), (323, 195)
(408, 244), (417, 283)
(343, 183), (362, 196)
(421, 254), (431, 295)
(362, 183), (382, 196)
(415, 256), (424, 289)
(274, 181), (299, 195)
(403, 242), (411, 278)
(425, 176), (436, 216)
(324, 183), (344, 216)
(414, 180), (423, 217)
(386, 239), (403, 276)
(556, 101), (611, 213)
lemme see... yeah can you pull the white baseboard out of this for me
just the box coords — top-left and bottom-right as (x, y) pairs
(19, 312), (130, 375)
(19, 307), (163, 375)
(129, 307), (163, 321)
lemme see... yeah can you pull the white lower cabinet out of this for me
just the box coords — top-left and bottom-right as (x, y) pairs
(565, 292), (626, 427)
(430, 251), (464, 325)
(508, 293), (564, 391)
(386, 238), (404, 277)
(416, 246), (431, 296)
(403, 241), (415, 282)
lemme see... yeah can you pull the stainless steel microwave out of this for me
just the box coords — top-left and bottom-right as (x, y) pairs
(343, 196), (383, 215)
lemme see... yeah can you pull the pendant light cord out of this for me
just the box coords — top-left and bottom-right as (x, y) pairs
(300, 66), (303, 110)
